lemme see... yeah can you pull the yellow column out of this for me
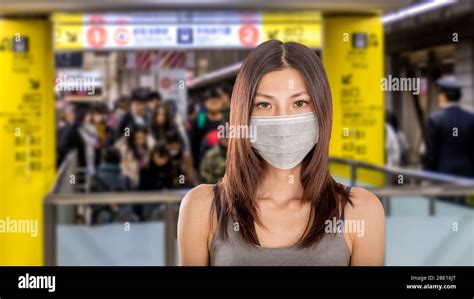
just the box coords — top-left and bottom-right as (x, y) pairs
(0, 19), (55, 265)
(323, 15), (385, 186)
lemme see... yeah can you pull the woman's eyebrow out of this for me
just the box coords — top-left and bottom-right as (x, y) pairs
(255, 90), (309, 99)
(290, 91), (309, 98)
(254, 92), (275, 99)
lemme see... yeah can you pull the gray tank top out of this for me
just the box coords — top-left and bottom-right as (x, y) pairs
(210, 187), (351, 266)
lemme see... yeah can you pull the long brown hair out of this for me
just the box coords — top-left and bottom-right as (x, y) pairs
(213, 40), (351, 247)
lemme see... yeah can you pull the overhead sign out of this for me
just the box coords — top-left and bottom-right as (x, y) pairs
(52, 11), (321, 50)
(262, 11), (322, 47)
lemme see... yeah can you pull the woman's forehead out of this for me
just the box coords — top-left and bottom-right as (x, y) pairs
(256, 68), (307, 94)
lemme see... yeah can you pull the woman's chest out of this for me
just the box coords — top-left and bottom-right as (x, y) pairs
(255, 203), (311, 248)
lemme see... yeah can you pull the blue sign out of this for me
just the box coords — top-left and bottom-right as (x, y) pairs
(177, 27), (193, 44)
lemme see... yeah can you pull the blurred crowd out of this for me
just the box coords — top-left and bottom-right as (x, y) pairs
(55, 74), (474, 222)
(56, 84), (232, 223)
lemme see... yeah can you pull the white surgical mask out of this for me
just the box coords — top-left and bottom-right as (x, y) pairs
(249, 111), (318, 170)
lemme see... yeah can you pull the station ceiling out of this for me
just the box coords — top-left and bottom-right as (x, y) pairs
(0, 0), (414, 15)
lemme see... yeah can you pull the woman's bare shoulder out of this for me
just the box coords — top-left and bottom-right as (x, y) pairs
(177, 184), (216, 265)
(179, 184), (215, 219)
(346, 187), (385, 220)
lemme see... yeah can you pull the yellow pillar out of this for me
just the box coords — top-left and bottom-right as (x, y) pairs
(0, 18), (55, 265)
(323, 15), (385, 186)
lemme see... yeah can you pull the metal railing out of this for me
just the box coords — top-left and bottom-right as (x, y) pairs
(43, 154), (474, 266)
(329, 157), (474, 217)
(329, 157), (474, 186)
(43, 191), (186, 266)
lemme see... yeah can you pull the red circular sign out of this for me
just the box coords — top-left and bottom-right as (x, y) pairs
(114, 27), (130, 46)
(87, 26), (107, 48)
(160, 77), (172, 90)
(239, 25), (259, 47)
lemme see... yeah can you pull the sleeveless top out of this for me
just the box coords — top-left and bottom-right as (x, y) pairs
(210, 186), (351, 266)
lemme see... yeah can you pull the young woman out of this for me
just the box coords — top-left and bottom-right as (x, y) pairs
(115, 125), (154, 187)
(151, 103), (175, 143)
(178, 40), (385, 266)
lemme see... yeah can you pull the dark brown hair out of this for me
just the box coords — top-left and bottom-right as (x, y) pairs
(213, 40), (351, 247)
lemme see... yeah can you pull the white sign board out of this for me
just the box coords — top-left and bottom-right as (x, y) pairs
(157, 68), (187, 121)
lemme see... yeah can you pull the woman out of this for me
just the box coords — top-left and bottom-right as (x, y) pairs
(162, 130), (197, 188)
(151, 103), (175, 143)
(178, 40), (385, 266)
(58, 108), (98, 175)
(115, 125), (154, 187)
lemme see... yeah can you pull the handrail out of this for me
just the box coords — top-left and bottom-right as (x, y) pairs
(45, 190), (188, 205)
(329, 157), (474, 186)
(49, 150), (77, 194)
(366, 185), (474, 197)
(44, 185), (474, 206)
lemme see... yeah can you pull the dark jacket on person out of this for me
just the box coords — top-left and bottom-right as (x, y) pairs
(116, 112), (148, 139)
(57, 123), (86, 167)
(139, 163), (174, 191)
(423, 105), (474, 177)
(190, 111), (223, 169)
(200, 142), (227, 184)
(91, 163), (133, 192)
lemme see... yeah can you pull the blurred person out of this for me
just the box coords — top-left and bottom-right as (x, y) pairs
(117, 88), (150, 139)
(166, 131), (197, 188)
(57, 105), (75, 142)
(190, 89), (225, 169)
(164, 99), (191, 153)
(90, 104), (112, 163)
(199, 127), (220, 163)
(107, 96), (130, 147)
(217, 82), (232, 121)
(92, 147), (134, 191)
(151, 102), (176, 142)
(200, 135), (227, 184)
(150, 91), (162, 104)
(385, 112), (401, 167)
(387, 113), (409, 166)
(139, 142), (175, 221)
(185, 101), (198, 133)
(115, 125), (155, 187)
(178, 40), (384, 266)
(90, 147), (138, 224)
(108, 96), (130, 132)
(57, 107), (98, 174)
(139, 142), (173, 191)
(423, 76), (474, 178)
(146, 91), (162, 127)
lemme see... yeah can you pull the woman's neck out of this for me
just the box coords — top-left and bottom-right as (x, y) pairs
(256, 163), (304, 206)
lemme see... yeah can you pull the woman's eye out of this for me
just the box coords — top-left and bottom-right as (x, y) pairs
(256, 102), (271, 109)
(294, 100), (309, 108)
